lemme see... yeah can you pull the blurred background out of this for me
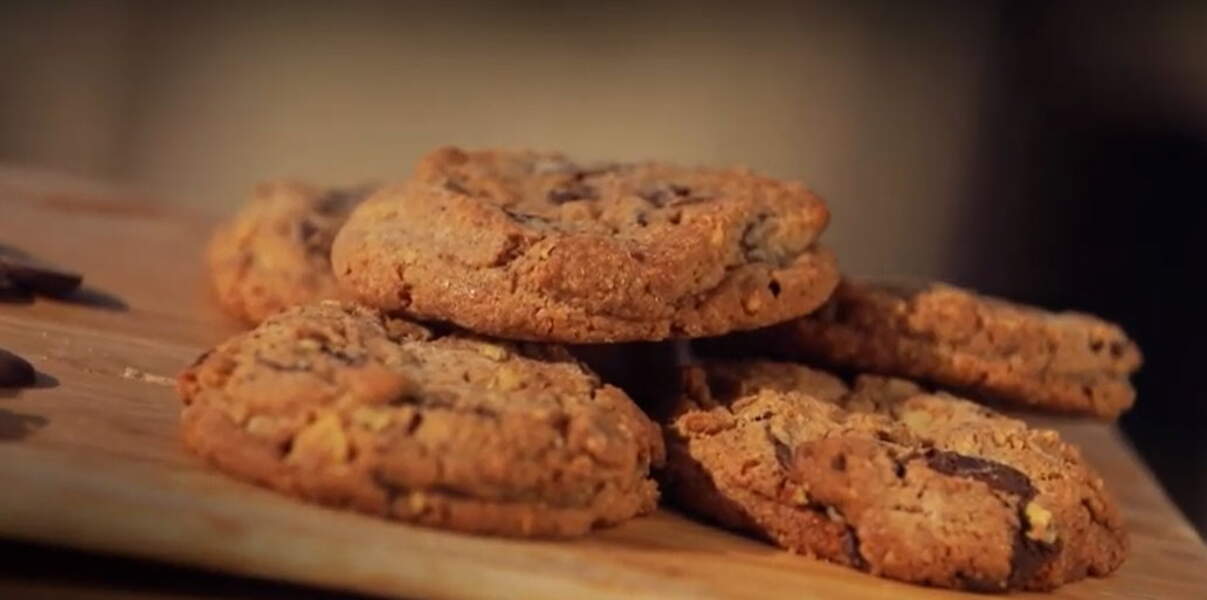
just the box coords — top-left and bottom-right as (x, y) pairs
(2, 0), (1204, 532)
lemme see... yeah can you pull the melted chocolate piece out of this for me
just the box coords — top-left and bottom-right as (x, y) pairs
(925, 450), (1036, 500)
(1009, 529), (1061, 588)
(924, 449), (1058, 587)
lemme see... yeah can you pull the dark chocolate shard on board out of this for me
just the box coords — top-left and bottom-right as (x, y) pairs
(0, 254), (83, 297)
(0, 348), (36, 388)
(0, 273), (33, 303)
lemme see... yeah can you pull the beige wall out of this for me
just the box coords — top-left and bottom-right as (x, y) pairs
(2, 1), (996, 280)
(0, 2), (135, 177)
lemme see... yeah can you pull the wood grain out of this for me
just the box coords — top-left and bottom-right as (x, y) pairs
(1, 169), (1205, 599)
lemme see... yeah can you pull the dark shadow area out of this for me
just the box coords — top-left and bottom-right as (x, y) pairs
(957, 1), (1207, 532)
(0, 408), (47, 441)
(0, 538), (388, 599)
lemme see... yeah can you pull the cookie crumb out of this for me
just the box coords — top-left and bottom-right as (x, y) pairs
(121, 366), (174, 387)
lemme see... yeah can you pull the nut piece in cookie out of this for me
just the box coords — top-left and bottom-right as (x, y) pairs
(661, 360), (1127, 591)
(178, 301), (664, 537)
(332, 147), (839, 343)
(732, 279), (1142, 419)
(207, 182), (371, 324)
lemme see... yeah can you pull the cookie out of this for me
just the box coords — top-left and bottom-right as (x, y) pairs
(737, 279), (1142, 419)
(178, 301), (664, 537)
(662, 360), (1127, 591)
(331, 147), (839, 343)
(207, 181), (370, 324)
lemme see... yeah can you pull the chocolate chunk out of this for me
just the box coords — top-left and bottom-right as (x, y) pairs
(638, 183), (703, 208)
(954, 573), (1006, 593)
(1009, 519), (1060, 587)
(297, 219), (320, 243)
(0, 255), (83, 297)
(502, 208), (553, 227)
(769, 433), (794, 469)
(890, 455), (906, 478)
(1109, 341), (1127, 359)
(831, 453), (847, 471)
(740, 214), (773, 261)
(637, 186), (667, 206)
(547, 181), (596, 204)
(925, 450), (1036, 499)
(842, 526), (868, 570)
(0, 347), (36, 388)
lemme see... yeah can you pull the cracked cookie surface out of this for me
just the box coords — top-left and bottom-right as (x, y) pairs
(331, 147), (839, 342)
(662, 360), (1127, 591)
(208, 181), (370, 324)
(743, 279), (1142, 419)
(178, 301), (664, 537)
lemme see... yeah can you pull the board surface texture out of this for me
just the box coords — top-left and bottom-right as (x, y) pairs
(1, 168), (1205, 599)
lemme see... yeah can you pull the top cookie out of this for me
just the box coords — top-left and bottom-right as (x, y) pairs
(331, 147), (839, 343)
(743, 279), (1142, 419)
(662, 360), (1127, 591)
(207, 181), (369, 324)
(178, 301), (664, 537)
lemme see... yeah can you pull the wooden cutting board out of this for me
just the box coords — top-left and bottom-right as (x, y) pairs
(1, 167), (1205, 599)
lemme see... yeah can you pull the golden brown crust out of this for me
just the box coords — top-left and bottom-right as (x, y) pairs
(746, 279), (1142, 419)
(662, 360), (1127, 591)
(331, 147), (839, 343)
(207, 182), (369, 324)
(178, 301), (664, 537)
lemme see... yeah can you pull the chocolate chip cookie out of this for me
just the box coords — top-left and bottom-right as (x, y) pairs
(178, 301), (664, 537)
(662, 360), (1127, 591)
(331, 147), (839, 343)
(207, 181), (370, 324)
(739, 279), (1142, 419)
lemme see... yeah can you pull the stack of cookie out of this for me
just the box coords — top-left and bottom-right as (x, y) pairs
(183, 146), (1139, 592)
